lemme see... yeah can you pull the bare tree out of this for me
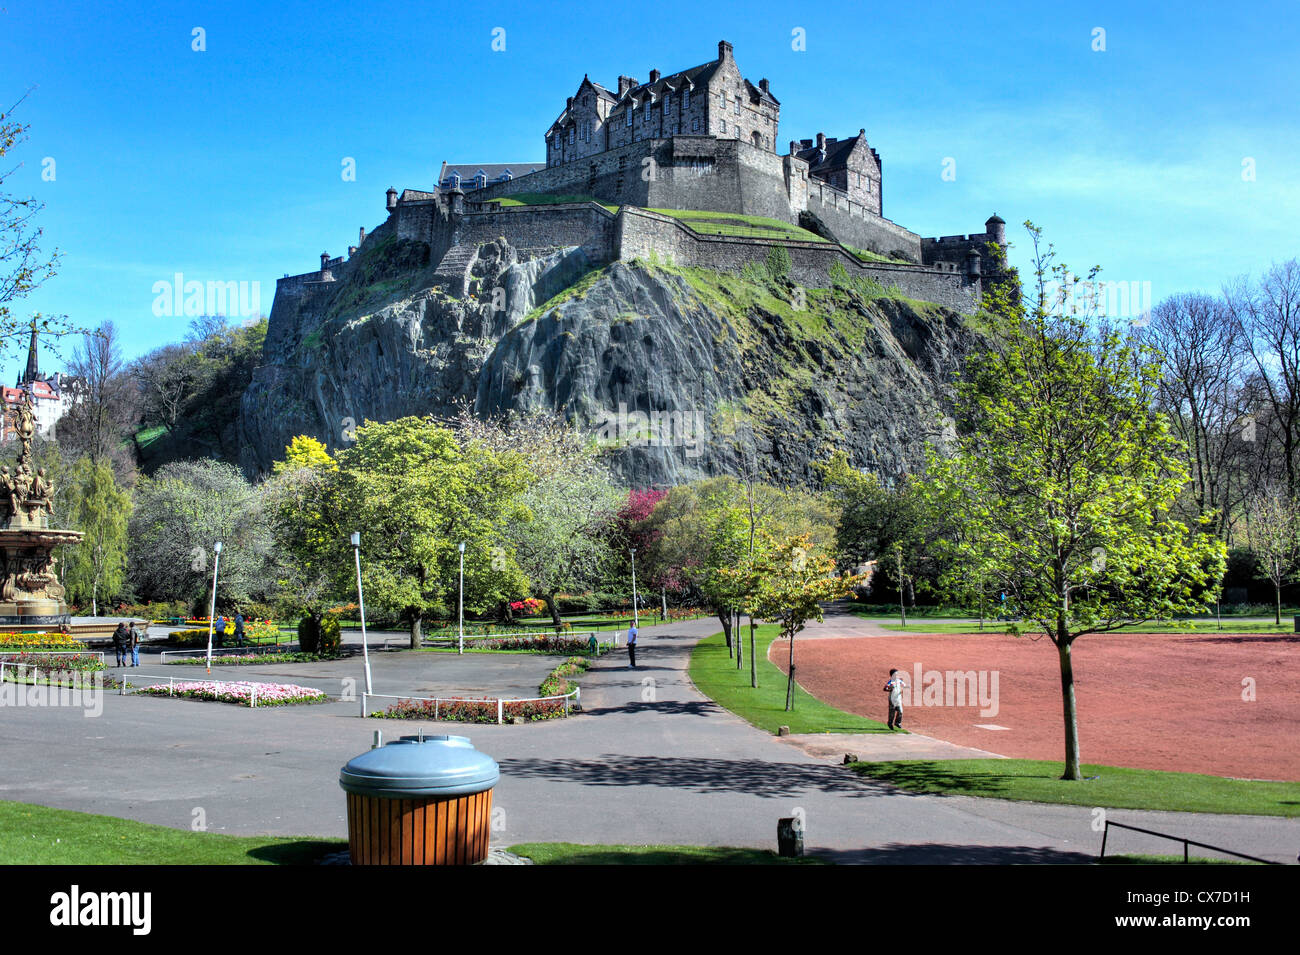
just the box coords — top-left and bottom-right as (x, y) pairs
(1245, 484), (1300, 624)
(1145, 293), (1252, 540)
(1226, 260), (1300, 499)
(58, 322), (138, 474)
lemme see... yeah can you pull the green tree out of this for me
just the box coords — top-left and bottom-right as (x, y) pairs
(1243, 484), (1300, 624)
(921, 223), (1226, 780)
(128, 459), (273, 610)
(452, 409), (618, 629)
(330, 417), (530, 648)
(723, 533), (861, 707)
(266, 436), (340, 625)
(63, 456), (131, 614)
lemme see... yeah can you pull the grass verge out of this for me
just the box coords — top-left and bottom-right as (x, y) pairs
(507, 842), (826, 865)
(688, 625), (889, 735)
(848, 759), (1300, 817)
(0, 800), (344, 865)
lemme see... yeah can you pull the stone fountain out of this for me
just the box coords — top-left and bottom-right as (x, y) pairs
(0, 398), (82, 629)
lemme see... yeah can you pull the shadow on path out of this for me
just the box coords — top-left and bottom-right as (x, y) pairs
(498, 754), (889, 797)
(813, 843), (1098, 865)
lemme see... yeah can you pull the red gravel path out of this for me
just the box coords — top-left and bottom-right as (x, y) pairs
(773, 631), (1300, 781)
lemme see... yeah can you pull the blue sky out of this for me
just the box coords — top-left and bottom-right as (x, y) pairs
(2, 0), (1297, 380)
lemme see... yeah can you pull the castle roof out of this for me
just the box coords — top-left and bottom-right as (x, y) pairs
(436, 163), (544, 190)
(794, 131), (868, 173)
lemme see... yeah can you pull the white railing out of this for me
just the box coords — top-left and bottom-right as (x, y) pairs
(0, 659), (107, 687)
(359, 686), (581, 724)
(0, 649), (105, 664)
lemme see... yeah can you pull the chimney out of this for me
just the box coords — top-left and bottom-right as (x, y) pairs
(358, 226), (366, 245)
(718, 40), (733, 61)
(760, 79), (770, 95)
(816, 132), (826, 149)
(649, 69), (661, 84)
(800, 138), (813, 149)
(566, 96), (573, 111)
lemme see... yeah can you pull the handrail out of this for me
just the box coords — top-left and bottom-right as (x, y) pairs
(1099, 819), (1280, 865)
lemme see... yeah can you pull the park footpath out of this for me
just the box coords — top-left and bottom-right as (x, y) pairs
(0, 612), (1294, 863)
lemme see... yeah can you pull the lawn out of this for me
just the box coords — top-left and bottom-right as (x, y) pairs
(0, 800), (344, 865)
(491, 193), (619, 213)
(688, 625), (890, 734)
(645, 207), (828, 242)
(507, 843), (825, 865)
(848, 759), (1300, 817)
(857, 614), (1300, 635)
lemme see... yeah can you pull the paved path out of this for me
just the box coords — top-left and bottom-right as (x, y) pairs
(1, 608), (1295, 863)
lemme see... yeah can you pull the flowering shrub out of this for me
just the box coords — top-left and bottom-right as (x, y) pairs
(135, 680), (327, 706)
(3, 653), (105, 672)
(1, 653), (109, 688)
(167, 651), (339, 666)
(375, 696), (567, 723)
(0, 632), (82, 651)
(508, 598), (546, 617)
(474, 635), (600, 655)
(538, 657), (590, 697)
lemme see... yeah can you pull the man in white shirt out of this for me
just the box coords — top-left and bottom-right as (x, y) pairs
(885, 668), (908, 730)
(627, 624), (638, 669)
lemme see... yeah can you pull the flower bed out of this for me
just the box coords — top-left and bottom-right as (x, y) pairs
(373, 696), (568, 723)
(3, 653), (105, 672)
(539, 656), (591, 697)
(135, 680), (327, 706)
(166, 651), (341, 666)
(0, 633), (83, 651)
(474, 635), (602, 655)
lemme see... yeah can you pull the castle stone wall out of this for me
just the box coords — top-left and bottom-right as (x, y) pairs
(615, 207), (977, 311)
(453, 204), (619, 263)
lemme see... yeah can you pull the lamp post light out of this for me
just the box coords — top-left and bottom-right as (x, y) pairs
(630, 547), (639, 629)
(457, 542), (466, 655)
(351, 531), (373, 695)
(205, 541), (223, 674)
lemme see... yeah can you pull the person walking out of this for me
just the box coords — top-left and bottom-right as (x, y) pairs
(233, 611), (246, 647)
(111, 622), (127, 667)
(884, 668), (908, 730)
(215, 614), (226, 648)
(626, 623), (639, 669)
(128, 624), (141, 667)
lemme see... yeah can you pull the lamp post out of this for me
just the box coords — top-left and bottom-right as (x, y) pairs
(457, 542), (466, 655)
(351, 531), (373, 695)
(630, 547), (639, 629)
(204, 541), (223, 674)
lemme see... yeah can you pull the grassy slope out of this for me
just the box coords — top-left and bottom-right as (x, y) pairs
(688, 624), (889, 734)
(0, 800), (345, 865)
(849, 760), (1300, 817)
(645, 207), (828, 242)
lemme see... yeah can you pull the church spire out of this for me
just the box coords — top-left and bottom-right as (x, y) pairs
(20, 319), (39, 386)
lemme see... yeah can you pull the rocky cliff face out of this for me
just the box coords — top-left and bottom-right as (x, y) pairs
(239, 229), (982, 487)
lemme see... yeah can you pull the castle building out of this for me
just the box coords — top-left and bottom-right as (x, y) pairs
(545, 41), (781, 166)
(277, 40), (1011, 316)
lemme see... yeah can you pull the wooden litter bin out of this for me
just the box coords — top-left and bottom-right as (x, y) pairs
(339, 735), (499, 865)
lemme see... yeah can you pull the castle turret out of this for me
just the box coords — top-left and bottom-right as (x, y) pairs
(20, 320), (39, 386)
(966, 248), (982, 278)
(386, 187), (398, 212)
(986, 214), (1006, 247)
(320, 252), (330, 271)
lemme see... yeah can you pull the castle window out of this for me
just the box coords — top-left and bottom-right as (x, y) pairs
(663, 93), (670, 110)
(683, 88), (690, 109)
(718, 119), (726, 133)
(644, 100), (651, 120)
(569, 127), (575, 144)
(734, 99), (740, 115)
(691, 117), (699, 132)
(626, 109), (633, 127)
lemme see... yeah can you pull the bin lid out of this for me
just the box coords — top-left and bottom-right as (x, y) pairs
(339, 735), (500, 798)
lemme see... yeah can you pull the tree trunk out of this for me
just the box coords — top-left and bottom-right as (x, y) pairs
(1275, 581), (1282, 625)
(718, 608), (732, 654)
(784, 627), (795, 711)
(408, 614), (422, 650)
(736, 615), (743, 670)
(749, 616), (757, 688)
(547, 593), (562, 632)
(1057, 637), (1081, 780)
